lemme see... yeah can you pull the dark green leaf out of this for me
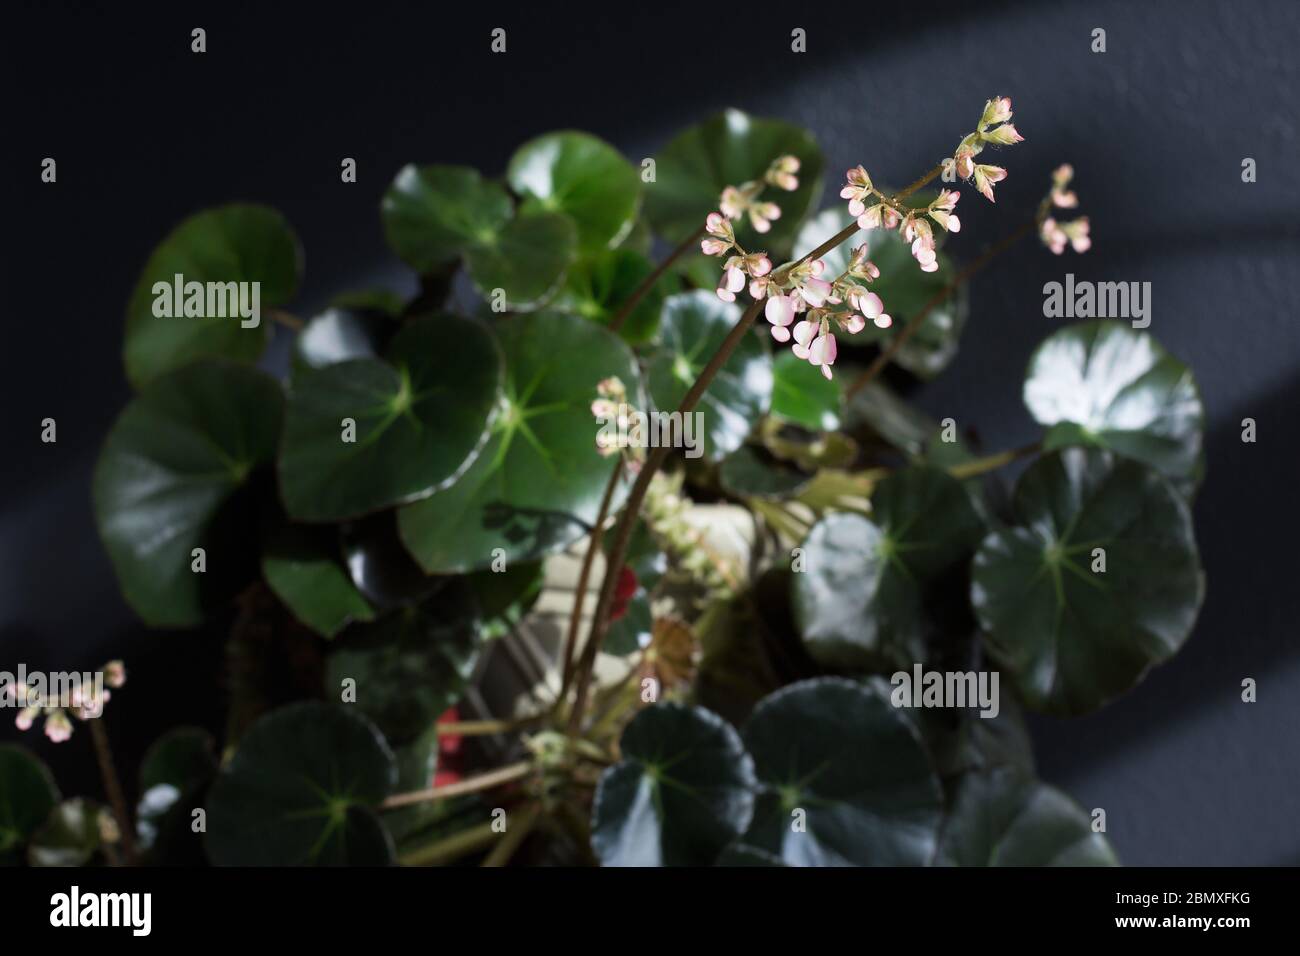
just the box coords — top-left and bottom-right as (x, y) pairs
(93, 361), (283, 627)
(27, 799), (103, 867)
(205, 702), (397, 866)
(467, 560), (545, 639)
(591, 703), (756, 866)
(0, 745), (60, 865)
(792, 466), (985, 670)
(770, 350), (842, 431)
(465, 211), (578, 310)
(326, 579), (484, 745)
(550, 248), (672, 344)
(845, 381), (939, 457)
(646, 291), (772, 463)
(972, 447), (1204, 715)
(1024, 320), (1205, 489)
(262, 522), (375, 638)
(278, 314), (502, 521)
(646, 109), (824, 257)
(936, 768), (1118, 866)
(398, 312), (639, 572)
(741, 678), (942, 866)
(124, 204), (302, 388)
(137, 726), (219, 864)
(507, 131), (642, 253)
(718, 444), (812, 499)
(381, 164), (512, 272)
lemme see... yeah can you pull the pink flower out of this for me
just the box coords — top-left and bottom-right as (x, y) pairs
(982, 123), (1024, 146)
(849, 288), (884, 319)
(702, 212), (735, 256)
(766, 155), (801, 191)
(1051, 164), (1078, 208)
(44, 710), (73, 743)
(716, 264), (746, 302)
(720, 187), (746, 220)
(955, 148), (976, 180)
(103, 661), (126, 689)
(749, 201), (782, 234)
(1064, 217), (1091, 253)
(809, 332), (838, 380)
(16, 705), (39, 731)
(840, 166), (874, 217)
(932, 189), (960, 212)
(972, 164), (1007, 203)
(873, 313), (893, 329)
(1040, 216), (1089, 254)
(791, 320), (818, 360)
(765, 295), (796, 342)
(842, 314), (866, 334)
(980, 96), (1013, 129)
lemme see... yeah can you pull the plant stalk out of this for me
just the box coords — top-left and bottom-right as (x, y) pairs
(609, 226), (706, 333)
(89, 720), (137, 864)
(381, 760), (531, 810)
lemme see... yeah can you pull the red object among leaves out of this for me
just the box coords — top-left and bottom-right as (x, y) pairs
(433, 706), (463, 787)
(610, 565), (639, 622)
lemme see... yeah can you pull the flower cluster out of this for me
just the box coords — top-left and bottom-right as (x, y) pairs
(592, 376), (646, 473)
(701, 156), (801, 302)
(1039, 164), (1091, 254)
(943, 96), (1024, 203)
(5, 660), (126, 743)
(763, 244), (891, 380)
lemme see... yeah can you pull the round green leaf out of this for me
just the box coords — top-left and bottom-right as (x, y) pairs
(28, 798), (104, 867)
(464, 211), (577, 310)
(205, 701), (397, 866)
(792, 466), (985, 670)
(794, 208), (966, 378)
(741, 678), (942, 866)
(123, 204), (301, 389)
(278, 314), (502, 521)
(507, 131), (642, 253)
(972, 447), (1204, 715)
(342, 512), (440, 610)
(770, 350), (842, 431)
(381, 164), (512, 272)
(647, 291), (772, 463)
(326, 579), (485, 745)
(137, 726), (219, 863)
(0, 745), (60, 865)
(718, 444), (812, 499)
(94, 361), (284, 627)
(398, 311), (639, 573)
(262, 522), (376, 638)
(550, 248), (672, 344)
(936, 768), (1118, 866)
(591, 703), (756, 866)
(1024, 320), (1205, 488)
(646, 109), (824, 257)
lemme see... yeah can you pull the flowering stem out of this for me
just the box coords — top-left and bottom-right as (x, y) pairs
(609, 226), (706, 334)
(89, 720), (137, 864)
(947, 440), (1041, 479)
(567, 298), (766, 732)
(559, 459), (625, 701)
(380, 760), (531, 810)
(845, 214), (1037, 399)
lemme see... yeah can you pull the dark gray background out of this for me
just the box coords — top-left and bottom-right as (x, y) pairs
(3, 0), (1297, 865)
